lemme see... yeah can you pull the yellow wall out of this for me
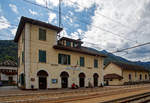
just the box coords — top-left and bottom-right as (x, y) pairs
(105, 79), (123, 85)
(18, 23), (104, 89)
(18, 28), (25, 87)
(104, 63), (149, 86)
(104, 63), (122, 76)
(123, 70), (149, 83)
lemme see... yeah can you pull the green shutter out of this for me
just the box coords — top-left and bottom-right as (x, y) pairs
(94, 59), (98, 68)
(39, 28), (46, 41)
(22, 51), (24, 63)
(39, 50), (46, 62)
(80, 57), (84, 66)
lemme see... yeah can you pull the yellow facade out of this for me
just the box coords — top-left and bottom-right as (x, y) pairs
(104, 63), (149, 85)
(16, 18), (105, 89)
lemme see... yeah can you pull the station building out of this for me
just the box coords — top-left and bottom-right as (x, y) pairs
(14, 16), (106, 89)
(104, 62), (149, 85)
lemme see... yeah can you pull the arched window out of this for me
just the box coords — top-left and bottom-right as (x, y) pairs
(140, 74), (142, 80)
(145, 74), (147, 80)
(129, 74), (132, 81)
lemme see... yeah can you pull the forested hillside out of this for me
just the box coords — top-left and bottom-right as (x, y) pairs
(0, 40), (150, 69)
(0, 40), (17, 62)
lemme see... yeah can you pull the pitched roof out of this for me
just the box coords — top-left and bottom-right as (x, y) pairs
(110, 62), (149, 72)
(104, 73), (123, 80)
(0, 60), (17, 67)
(14, 16), (63, 42)
(53, 45), (107, 57)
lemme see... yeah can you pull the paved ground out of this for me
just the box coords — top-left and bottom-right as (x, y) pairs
(0, 84), (150, 103)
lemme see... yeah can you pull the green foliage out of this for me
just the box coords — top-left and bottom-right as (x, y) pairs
(0, 40), (17, 62)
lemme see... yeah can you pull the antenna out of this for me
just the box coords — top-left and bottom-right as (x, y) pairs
(59, 0), (62, 27)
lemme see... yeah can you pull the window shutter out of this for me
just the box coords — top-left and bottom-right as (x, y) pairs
(94, 59), (98, 68)
(39, 28), (46, 41)
(22, 51), (24, 63)
(39, 50), (46, 62)
(80, 57), (84, 66)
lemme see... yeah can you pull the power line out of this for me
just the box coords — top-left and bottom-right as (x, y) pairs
(112, 42), (150, 53)
(66, 0), (137, 30)
(22, 0), (138, 43)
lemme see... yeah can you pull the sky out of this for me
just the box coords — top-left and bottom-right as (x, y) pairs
(0, 0), (150, 62)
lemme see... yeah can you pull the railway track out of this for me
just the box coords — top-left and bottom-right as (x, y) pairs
(102, 92), (150, 103)
(1, 85), (150, 103)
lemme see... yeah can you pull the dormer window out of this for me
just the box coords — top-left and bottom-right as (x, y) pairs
(66, 41), (71, 47)
(73, 42), (78, 47)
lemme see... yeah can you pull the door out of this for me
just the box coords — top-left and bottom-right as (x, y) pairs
(94, 77), (98, 87)
(79, 78), (85, 87)
(39, 77), (47, 89)
(61, 77), (68, 88)
(106, 80), (109, 86)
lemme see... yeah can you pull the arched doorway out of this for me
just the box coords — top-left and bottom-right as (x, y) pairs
(79, 73), (86, 87)
(60, 71), (69, 88)
(93, 73), (99, 87)
(37, 70), (48, 89)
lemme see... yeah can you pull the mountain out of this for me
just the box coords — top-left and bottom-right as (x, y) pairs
(0, 40), (150, 69)
(0, 40), (17, 62)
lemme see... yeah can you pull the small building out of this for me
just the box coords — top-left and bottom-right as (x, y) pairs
(14, 16), (106, 89)
(0, 60), (17, 86)
(104, 62), (149, 86)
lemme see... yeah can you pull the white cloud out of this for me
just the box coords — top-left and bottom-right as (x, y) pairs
(35, 0), (59, 7)
(48, 12), (56, 23)
(0, 16), (10, 30)
(79, 0), (150, 61)
(9, 4), (18, 14)
(10, 27), (17, 35)
(29, 9), (38, 15)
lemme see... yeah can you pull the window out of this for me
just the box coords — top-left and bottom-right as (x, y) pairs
(73, 42), (78, 47)
(140, 74), (142, 80)
(39, 28), (46, 41)
(145, 74), (147, 80)
(66, 41), (71, 47)
(20, 73), (25, 86)
(94, 59), (98, 68)
(22, 51), (24, 63)
(58, 54), (70, 65)
(129, 74), (132, 81)
(8, 77), (13, 82)
(18, 57), (20, 67)
(80, 57), (84, 66)
(39, 50), (46, 63)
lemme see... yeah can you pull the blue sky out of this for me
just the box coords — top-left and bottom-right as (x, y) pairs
(0, 0), (150, 62)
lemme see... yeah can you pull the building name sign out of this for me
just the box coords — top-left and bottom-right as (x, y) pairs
(65, 67), (80, 71)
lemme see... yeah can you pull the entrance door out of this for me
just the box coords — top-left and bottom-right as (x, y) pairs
(93, 73), (99, 87)
(37, 70), (48, 89)
(79, 73), (86, 87)
(79, 77), (85, 87)
(39, 77), (47, 89)
(61, 77), (68, 88)
(60, 71), (69, 88)
(106, 80), (109, 86)
(94, 77), (98, 87)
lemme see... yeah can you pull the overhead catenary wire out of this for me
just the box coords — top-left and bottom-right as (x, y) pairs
(112, 42), (150, 53)
(22, 0), (139, 43)
(66, 0), (135, 30)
